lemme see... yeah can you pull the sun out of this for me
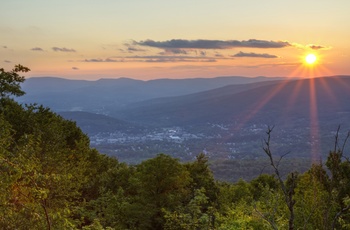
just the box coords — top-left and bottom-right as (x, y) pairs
(305, 53), (317, 65)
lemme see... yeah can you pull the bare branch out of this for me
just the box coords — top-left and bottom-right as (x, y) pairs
(341, 130), (350, 156)
(276, 151), (291, 169)
(262, 126), (296, 230)
(253, 202), (278, 230)
(334, 125), (341, 153)
(259, 165), (268, 176)
(332, 204), (350, 230)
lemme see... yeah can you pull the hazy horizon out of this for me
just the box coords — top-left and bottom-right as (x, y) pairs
(26, 74), (285, 81)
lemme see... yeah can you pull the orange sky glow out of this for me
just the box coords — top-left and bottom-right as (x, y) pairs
(1, 0), (349, 80)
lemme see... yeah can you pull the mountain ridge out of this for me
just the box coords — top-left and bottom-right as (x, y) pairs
(113, 76), (350, 126)
(19, 75), (284, 113)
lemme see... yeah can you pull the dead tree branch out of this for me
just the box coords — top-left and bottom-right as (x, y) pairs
(262, 126), (296, 230)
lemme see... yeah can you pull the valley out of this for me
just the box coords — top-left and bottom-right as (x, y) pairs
(18, 75), (350, 181)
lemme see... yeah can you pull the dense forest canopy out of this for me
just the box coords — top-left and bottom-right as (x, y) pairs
(1, 65), (350, 229)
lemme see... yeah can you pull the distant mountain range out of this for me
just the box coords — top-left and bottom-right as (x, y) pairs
(114, 76), (350, 127)
(19, 76), (283, 113)
(16, 75), (350, 167)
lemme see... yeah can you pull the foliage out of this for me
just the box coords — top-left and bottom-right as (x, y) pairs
(163, 188), (214, 230)
(0, 64), (28, 99)
(1, 65), (350, 229)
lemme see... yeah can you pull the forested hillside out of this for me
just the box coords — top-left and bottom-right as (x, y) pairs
(1, 66), (350, 229)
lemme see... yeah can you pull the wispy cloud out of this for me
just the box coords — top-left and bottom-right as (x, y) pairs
(232, 51), (278, 58)
(72, 67), (79, 70)
(127, 46), (146, 52)
(140, 56), (216, 63)
(307, 44), (331, 50)
(237, 62), (299, 69)
(159, 48), (188, 55)
(31, 47), (44, 51)
(135, 39), (291, 49)
(4, 60), (11, 63)
(84, 58), (120, 62)
(52, 47), (76, 52)
(122, 43), (147, 53)
(199, 50), (206, 56)
(2, 46), (7, 49)
(292, 43), (331, 50)
(86, 55), (221, 63)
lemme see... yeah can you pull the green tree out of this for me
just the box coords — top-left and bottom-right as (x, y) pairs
(163, 188), (215, 230)
(250, 174), (278, 200)
(294, 164), (332, 229)
(0, 104), (96, 229)
(0, 64), (29, 99)
(185, 153), (218, 206)
(215, 180), (271, 229)
(326, 127), (350, 229)
(0, 65), (102, 228)
(131, 154), (191, 229)
(76, 154), (135, 229)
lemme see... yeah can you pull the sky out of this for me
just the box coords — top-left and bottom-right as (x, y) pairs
(1, 0), (350, 80)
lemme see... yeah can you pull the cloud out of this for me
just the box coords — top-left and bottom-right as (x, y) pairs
(238, 62), (299, 69)
(135, 39), (291, 49)
(307, 44), (331, 50)
(84, 58), (120, 62)
(3, 46), (7, 49)
(52, 47), (76, 52)
(215, 52), (224, 57)
(31, 47), (44, 51)
(127, 46), (146, 52)
(122, 43), (146, 53)
(159, 48), (188, 55)
(143, 57), (216, 63)
(108, 55), (220, 63)
(232, 51), (278, 58)
(4, 60), (11, 63)
(72, 67), (79, 70)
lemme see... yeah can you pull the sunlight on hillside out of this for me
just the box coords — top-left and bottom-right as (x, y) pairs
(226, 55), (344, 163)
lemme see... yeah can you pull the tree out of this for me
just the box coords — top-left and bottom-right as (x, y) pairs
(0, 64), (29, 99)
(250, 174), (278, 200)
(293, 164), (331, 229)
(262, 126), (298, 230)
(0, 68), (103, 228)
(326, 127), (350, 229)
(0, 103), (96, 229)
(185, 153), (218, 210)
(163, 188), (214, 230)
(131, 154), (191, 229)
(215, 180), (271, 229)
